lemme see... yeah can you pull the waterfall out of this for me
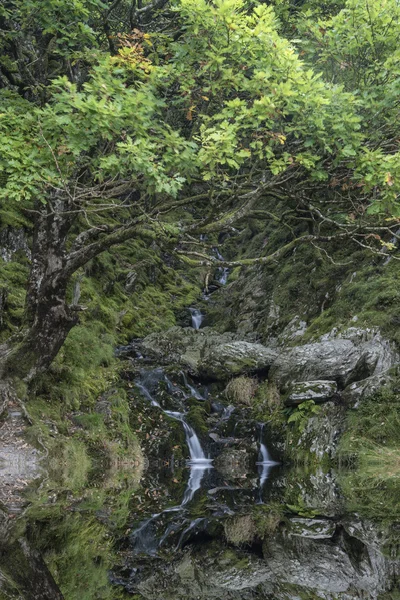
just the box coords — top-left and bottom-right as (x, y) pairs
(181, 371), (204, 400)
(132, 370), (212, 553)
(256, 424), (279, 492)
(136, 371), (212, 466)
(189, 308), (203, 329)
(213, 248), (229, 285)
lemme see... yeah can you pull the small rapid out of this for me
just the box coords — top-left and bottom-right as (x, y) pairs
(136, 369), (212, 470)
(131, 369), (213, 554)
(214, 247), (229, 285)
(189, 307), (204, 330)
(257, 424), (279, 492)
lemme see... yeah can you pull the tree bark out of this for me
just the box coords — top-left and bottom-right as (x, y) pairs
(0, 538), (64, 600)
(1, 199), (78, 382)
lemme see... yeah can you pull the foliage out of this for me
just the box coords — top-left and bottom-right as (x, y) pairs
(0, 0), (399, 382)
(338, 383), (400, 521)
(287, 400), (321, 434)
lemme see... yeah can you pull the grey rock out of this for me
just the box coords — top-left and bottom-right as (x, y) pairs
(141, 327), (278, 380)
(140, 327), (239, 373)
(132, 518), (400, 600)
(294, 402), (346, 460)
(342, 372), (395, 407)
(286, 518), (336, 539)
(285, 380), (338, 406)
(270, 328), (398, 391)
(199, 341), (278, 380)
(278, 316), (308, 345)
(0, 227), (30, 262)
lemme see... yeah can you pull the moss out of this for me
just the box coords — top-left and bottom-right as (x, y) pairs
(338, 383), (400, 462)
(337, 381), (400, 521)
(252, 503), (285, 538)
(186, 404), (209, 435)
(0, 259), (29, 340)
(251, 381), (286, 432)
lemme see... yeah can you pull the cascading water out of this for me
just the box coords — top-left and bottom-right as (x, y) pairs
(189, 308), (204, 330)
(131, 370), (212, 553)
(256, 424), (279, 493)
(181, 371), (204, 400)
(213, 247), (229, 285)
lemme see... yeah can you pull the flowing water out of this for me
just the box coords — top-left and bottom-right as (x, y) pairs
(189, 307), (204, 329)
(214, 247), (230, 285)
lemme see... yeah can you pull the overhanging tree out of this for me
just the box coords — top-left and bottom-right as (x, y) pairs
(0, 0), (399, 382)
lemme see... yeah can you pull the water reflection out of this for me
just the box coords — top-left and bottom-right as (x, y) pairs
(1, 460), (399, 600)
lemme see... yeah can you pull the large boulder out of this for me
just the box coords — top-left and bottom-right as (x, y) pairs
(140, 327), (238, 373)
(286, 518), (336, 540)
(199, 341), (278, 380)
(141, 328), (278, 380)
(270, 328), (398, 391)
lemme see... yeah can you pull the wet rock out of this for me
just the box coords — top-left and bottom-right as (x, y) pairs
(199, 341), (278, 380)
(285, 380), (338, 406)
(208, 433), (237, 446)
(286, 518), (336, 539)
(270, 328), (398, 391)
(210, 402), (226, 415)
(214, 448), (255, 479)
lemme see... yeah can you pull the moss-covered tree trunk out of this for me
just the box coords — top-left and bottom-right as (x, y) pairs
(0, 537), (64, 599)
(0, 200), (78, 382)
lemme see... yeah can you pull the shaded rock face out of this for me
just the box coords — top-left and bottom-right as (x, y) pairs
(270, 328), (398, 391)
(0, 227), (30, 263)
(294, 402), (346, 460)
(342, 372), (396, 407)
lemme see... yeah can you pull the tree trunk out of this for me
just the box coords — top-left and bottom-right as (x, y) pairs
(1, 200), (78, 382)
(2, 285), (78, 382)
(0, 538), (64, 599)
